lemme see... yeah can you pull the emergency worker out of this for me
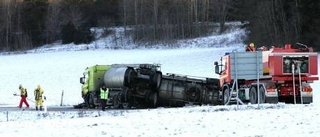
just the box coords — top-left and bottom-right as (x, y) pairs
(246, 43), (255, 52)
(261, 46), (267, 51)
(100, 84), (109, 111)
(18, 84), (30, 108)
(34, 85), (44, 111)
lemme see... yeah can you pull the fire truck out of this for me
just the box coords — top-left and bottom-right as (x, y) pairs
(214, 44), (318, 104)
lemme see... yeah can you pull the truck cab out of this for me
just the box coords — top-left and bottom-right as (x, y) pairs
(80, 65), (111, 108)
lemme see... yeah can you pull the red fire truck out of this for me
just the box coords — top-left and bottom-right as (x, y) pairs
(214, 44), (318, 104)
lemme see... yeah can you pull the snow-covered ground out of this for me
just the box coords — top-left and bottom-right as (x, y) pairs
(0, 24), (319, 137)
(1, 104), (320, 137)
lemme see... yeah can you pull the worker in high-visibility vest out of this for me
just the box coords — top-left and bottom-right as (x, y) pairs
(18, 84), (30, 108)
(100, 84), (109, 111)
(34, 85), (44, 111)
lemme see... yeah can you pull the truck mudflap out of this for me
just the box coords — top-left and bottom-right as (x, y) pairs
(301, 97), (313, 104)
(265, 97), (279, 103)
(278, 96), (313, 104)
(265, 89), (279, 103)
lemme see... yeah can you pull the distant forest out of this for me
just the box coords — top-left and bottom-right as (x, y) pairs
(0, 0), (319, 51)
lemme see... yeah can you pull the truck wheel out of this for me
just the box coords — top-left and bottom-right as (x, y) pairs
(258, 85), (266, 103)
(120, 88), (131, 101)
(187, 86), (201, 102)
(85, 93), (96, 108)
(122, 103), (131, 109)
(212, 90), (220, 105)
(150, 72), (162, 89)
(120, 88), (132, 109)
(124, 68), (137, 88)
(113, 95), (120, 108)
(222, 85), (230, 105)
(249, 86), (257, 104)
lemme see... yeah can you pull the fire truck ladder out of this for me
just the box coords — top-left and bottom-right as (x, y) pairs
(225, 78), (244, 105)
(292, 62), (303, 104)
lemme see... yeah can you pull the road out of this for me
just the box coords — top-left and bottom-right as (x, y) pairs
(0, 105), (132, 122)
(0, 105), (93, 112)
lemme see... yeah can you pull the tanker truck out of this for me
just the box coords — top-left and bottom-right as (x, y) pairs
(77, 64), (162, 108)
(76, 63), (221, 109)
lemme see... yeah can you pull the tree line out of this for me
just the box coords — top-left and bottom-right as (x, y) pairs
(0, 0), (319, 51)
(232, 0), (320, 51)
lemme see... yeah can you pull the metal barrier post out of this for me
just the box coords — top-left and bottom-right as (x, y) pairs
(60, 90), (64, 106)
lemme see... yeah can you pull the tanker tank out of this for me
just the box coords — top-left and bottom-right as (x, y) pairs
(157, 74), (220, 107)
(103, 66), (137, 88)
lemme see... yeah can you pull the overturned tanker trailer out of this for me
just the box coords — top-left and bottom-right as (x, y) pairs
(75, 63), (221, 109)
(76, 64), (162, 109)
(157, 74), (220, 107)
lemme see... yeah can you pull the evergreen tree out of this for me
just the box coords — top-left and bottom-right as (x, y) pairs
(300, 0), (320, 51)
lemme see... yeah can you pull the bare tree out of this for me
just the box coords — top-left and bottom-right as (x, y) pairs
(45, 1), (63, 43)
(153, 0), (158, 40)
(0, 0), (13, 50)
(211, 0), (231, 34)
(61, 3), (84, 29)
(292, 0), (302, 41)
(122, 0), (127, 35)
(0, 0), (31, 51)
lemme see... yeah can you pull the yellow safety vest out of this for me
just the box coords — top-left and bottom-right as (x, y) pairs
(20, 88), (27, 96)
(100, 88), (109, 99)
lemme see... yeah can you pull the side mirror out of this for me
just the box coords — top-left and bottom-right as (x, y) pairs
(80, 77), (85, 84)
(214, 61), (220, 74)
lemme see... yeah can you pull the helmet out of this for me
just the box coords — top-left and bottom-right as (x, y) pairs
(37, 85), (41, 89)
(249, 43), (254, 48)
(19, 84), (22, 89)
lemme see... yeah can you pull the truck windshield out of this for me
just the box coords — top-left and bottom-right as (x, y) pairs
(81, 71), (89, 84)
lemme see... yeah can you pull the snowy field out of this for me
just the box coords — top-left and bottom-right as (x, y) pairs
(0, 25), (319, 137)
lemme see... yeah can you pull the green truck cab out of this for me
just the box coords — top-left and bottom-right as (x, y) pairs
(80, 65), (111, 108)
